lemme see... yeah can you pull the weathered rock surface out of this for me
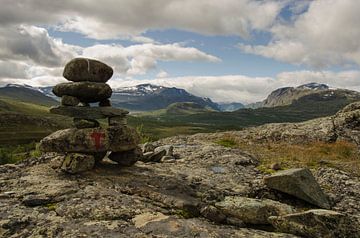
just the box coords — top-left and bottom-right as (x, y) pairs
(108, 116), (127, 126)
(73, 118), (100, 129)
(61, 95), (79, 106)
(53, 82), (112, 103)
(63, 57), (113, 83)
(99, 99), (111, 107)
(61, 153), (95, 174)
(269, 209), (360, 238)
(39, 126), (140, 153)
(264, 168), (331, 209)
(215, 196), (295, 225)
(50, 106), (128, 119)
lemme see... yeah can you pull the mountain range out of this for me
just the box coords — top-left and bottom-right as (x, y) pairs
(246, 82), (360, 109)
(1, 82), (360, 113)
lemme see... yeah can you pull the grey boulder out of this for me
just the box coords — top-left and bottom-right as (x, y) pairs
(50, 106), (128, 120)
(39, 126), (140, 153)
(108, 147), (143, 166)
(53, 82), (112, 103)
(63, 58), (113, 83)
(264, 168), (331, 209)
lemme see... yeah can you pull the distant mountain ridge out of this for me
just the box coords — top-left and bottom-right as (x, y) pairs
(110, 84), (220, 111)
(0, 84), (57, 106)
(246, 83), (359, 108)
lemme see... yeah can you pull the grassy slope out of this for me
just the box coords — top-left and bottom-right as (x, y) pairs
(0, 97), (71, 145)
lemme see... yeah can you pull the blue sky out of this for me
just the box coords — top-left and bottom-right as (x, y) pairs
(0, 0), (359, 103)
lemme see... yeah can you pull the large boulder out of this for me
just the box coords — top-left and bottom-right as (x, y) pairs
(215, 196), (295, 225)
(50, 106), (128, 119)
(264, 168), (331, 209)
(53, 82), (112, 103)
(39, 126), (140, 153)
(63, 58), (113, 83)
(269, 209), (360, 238)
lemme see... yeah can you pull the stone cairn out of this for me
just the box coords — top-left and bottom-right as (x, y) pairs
(39, 58), (142, 173)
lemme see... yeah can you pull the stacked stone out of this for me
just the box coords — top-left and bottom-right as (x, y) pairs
(39, 58), (142, 173)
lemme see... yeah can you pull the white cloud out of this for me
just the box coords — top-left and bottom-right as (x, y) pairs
(82, 43), (220, 76)
(0, 25), (80, 67)
(2, 0), (282, 40)
(239, 0), (360, 68)
(156, 70), (169, 78)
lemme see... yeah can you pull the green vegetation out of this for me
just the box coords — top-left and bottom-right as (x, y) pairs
(0, 96), (72, 145)
(0, 142), (41, 165)
(216, 138), (238, 148)
(215, 134), (360, 176)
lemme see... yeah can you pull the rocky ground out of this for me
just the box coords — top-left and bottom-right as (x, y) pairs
(0, 133), (359, 237)
(1, 102), (360, 237)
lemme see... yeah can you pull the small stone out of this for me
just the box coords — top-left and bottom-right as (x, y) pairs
(63, 58), (113, 83)
(50, 106), (128, 120)
(271, 163), (281, 171)
(61, 153), (95, 174)
(79, 102), (90, 107)
(53, 82), (112, 103)
(160, 155), (176, 163)
(215, 196), (295, 225)
(200, 206), (226, 223)
(154, 145), (174, 156)
(73, 118), (100, 129)
(269, 209), (360, 238)
(61, 95), (79, 106)
(142, 142), (156, 153)
(99, 99), (111, 107)
(22, 195), (51, 207)
(108, 147), (142, 166)
(141, 149), (166, 163)
(264, 168), (331, 209)
(211, 166), (226, 174)
(108, 116), (127, 126)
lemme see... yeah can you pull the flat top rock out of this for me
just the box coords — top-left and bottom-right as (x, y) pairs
(63, 57), (113, 83)
(50, 106), (128, 119)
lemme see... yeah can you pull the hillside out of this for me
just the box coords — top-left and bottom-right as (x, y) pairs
(0, 97), (71, 145)
(0, 84), (58, 106)
(132, 89), (360, 139)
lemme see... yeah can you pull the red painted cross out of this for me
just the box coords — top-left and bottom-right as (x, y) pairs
(90, 131), (105, 149)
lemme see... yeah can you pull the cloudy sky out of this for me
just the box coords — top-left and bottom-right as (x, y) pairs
(0, 0), (359, 103)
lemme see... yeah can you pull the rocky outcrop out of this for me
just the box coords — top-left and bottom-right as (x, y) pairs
(269, 209), (360, 238)
(218, 101), (360, 146)
(215, 196), (295, 225)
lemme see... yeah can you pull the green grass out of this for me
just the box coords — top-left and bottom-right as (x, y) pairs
(0, 142), (42, 165)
